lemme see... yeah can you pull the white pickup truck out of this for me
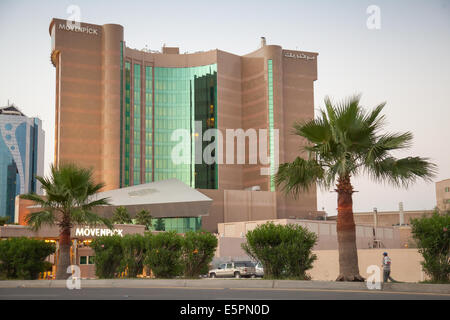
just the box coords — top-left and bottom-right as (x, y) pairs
(208, 261), (256, 278)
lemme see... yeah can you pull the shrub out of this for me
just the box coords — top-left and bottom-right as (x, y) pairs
(411, 212), (450, 283)
(144, 231), (183, 278)
(242, 222), (317, 279)
(182, 231), (218, 278)
(90, 235), (123, 278)
(0, 237), (55, 279)
(119, 234), (147, 277)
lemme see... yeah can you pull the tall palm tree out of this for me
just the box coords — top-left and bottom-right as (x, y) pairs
(20, 164), (112, 280)
(275, 95), (436, 281)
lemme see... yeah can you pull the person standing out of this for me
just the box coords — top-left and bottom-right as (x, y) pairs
(382, 252), (395, 282)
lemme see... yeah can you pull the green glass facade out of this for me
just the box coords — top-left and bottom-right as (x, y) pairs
(153, 65), (217, 188)
(267, 60), (275, 191)
(124, 61), (131, 186)
(145, 66), (153, 183)
(122, 63), (217, 190)
(150, 217), (202, 233)
(121, 63), (218, 233)
(133, 64), (141, 185)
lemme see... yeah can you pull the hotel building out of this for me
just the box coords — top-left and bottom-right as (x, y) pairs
(48, 18), (322, 232)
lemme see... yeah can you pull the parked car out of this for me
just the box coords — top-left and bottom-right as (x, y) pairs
(209, 261), (256, 278)
(254, 262), (264, 277)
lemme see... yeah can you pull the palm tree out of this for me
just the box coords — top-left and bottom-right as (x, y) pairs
(112, 206), (132, 224)
(275, 95), (436, 281)
(135, 209), (152, 230)
(20, 163), (112, 280)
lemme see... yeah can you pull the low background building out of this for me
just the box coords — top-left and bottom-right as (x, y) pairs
(436, 178), (450, 212)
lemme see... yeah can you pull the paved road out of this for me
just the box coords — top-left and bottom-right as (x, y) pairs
(1, 287), (449, 300)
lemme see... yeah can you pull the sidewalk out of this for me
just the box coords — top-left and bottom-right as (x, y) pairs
(0, 279), (449, 294)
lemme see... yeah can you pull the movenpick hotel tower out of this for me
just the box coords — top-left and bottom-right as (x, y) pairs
(49, 18), (322, 228)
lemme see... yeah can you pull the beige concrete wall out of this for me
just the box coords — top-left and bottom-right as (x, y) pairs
(311, 249), (427, 282)
(217, 219), (401, 250)
(329, 210), (435, 227)
(198, 189), (224, 233)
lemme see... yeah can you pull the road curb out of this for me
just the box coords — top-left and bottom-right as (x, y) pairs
(0, 279), (448, 294)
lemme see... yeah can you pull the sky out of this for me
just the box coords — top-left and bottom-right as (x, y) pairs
(0, 0), (449, 216)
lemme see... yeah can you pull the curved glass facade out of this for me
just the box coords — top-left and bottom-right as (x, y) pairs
(122, 63), (218, 189)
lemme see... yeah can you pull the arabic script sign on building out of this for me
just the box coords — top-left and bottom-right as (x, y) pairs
(284, 52), (315, 61)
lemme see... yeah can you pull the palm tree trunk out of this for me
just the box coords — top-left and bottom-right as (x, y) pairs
(335, 175), (364, 281)
(55, 227), (72, 280)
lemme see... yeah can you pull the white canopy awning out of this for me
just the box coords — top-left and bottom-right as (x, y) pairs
(92, 179), (212, 218)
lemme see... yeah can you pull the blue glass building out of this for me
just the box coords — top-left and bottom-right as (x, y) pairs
(0, 105), (45, 223)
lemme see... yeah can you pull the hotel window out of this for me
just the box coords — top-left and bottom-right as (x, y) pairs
(445, 187), (449, 192)
(80, 256), (95, 265)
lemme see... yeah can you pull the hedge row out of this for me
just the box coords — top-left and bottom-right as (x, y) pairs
(90, 230), (217, 279)
(0, 237), (55, 280)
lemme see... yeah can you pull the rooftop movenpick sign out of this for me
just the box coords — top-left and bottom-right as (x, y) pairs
(75, 227), (123, 237)
(58, 23), (99, 35)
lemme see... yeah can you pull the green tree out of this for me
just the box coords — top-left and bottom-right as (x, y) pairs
(182, 231), (218, 278)
(135, 210), (152, 230)
(0, 237), (55, 279)
(242, 222), (317, 279)
(112, 206), (132, 224)
(411, 212), (450, 283)
(20, 164), (112, 280)
(275, 95), (436, 281)
(90, 235), (123, 278)
(144, 231), (183, 278)
(154, 218), (165, 231)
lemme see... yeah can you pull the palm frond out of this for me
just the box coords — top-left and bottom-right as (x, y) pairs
(25, 210), (56, 231)
(275, 157), (325, 196)
(367, 156), (437, 188)
(71, 209), (113, 229)
(19, 193), (47, 206)
(80, 197), (111, 211)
